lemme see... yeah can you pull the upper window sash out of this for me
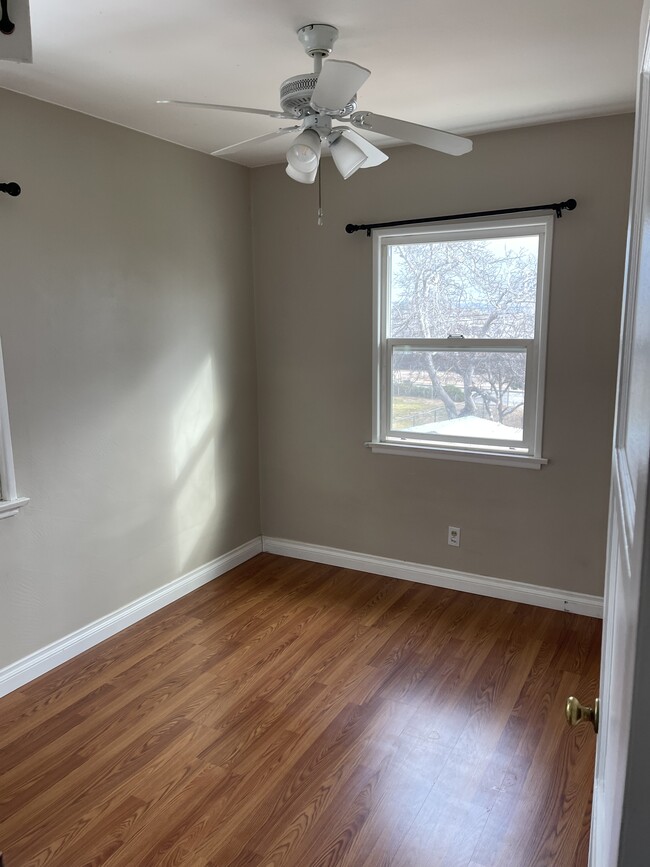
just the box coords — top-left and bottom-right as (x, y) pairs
(377, 218), (550, 247)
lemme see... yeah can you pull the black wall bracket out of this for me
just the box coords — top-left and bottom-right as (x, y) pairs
(0, 0), (15, 35)
(0, 182), (21, 197)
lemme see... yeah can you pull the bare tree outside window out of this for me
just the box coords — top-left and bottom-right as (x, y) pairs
(388, 236), (539, 437)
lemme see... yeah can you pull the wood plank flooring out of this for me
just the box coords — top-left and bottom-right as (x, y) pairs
(0, 553), (601, 866)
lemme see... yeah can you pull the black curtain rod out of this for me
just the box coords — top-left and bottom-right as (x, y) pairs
(0, 182), (21, 197)
(345, 198), (577, 236)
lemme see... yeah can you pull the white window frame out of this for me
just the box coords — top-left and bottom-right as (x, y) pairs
(0, 338), (29, 518)
(369, 216), (553, 469)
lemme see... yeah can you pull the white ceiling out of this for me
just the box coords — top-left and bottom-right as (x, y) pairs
(0, 0), (644, 167)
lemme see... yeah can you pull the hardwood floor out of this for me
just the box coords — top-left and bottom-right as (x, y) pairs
(0, 553), (601, 866)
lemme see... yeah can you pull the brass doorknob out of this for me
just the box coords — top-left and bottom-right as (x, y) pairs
(565, 696), (599, 734)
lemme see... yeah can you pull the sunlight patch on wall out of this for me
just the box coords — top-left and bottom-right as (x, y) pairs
(172, 355), (223, 572)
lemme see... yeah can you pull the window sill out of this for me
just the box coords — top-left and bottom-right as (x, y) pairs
(366, 442), (548, 469)
(0, 497), (30, 519)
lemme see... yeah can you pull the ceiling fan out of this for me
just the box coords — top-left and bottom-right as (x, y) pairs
(158, 23), (473, 184)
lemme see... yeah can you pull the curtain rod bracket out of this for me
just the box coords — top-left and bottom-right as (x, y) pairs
(346, 198), (578, 235)
(556, 198), (577, 218)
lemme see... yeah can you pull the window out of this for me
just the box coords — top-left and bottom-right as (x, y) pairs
(370, 217), (553, 468)
(0, 338), (29, 517)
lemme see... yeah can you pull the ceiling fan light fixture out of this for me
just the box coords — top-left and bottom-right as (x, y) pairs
(286, 163), (318, 184)
(329, 132), (368, 179)
(286, 128), (321, 172)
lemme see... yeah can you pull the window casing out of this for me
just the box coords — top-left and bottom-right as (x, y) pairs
(0, 338), (28, 518)
(371, 217), (553, 467)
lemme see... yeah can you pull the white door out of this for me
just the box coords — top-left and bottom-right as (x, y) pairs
(589, 3), (650, 865)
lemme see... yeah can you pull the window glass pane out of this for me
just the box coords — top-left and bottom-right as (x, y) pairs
(388, 235), (539, 340)
(391, 349), (527, 442)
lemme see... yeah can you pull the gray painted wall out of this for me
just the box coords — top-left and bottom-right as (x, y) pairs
(251, 115), (634, 596)
(0, 101), (635, 676)
(0, 89), (260, 668)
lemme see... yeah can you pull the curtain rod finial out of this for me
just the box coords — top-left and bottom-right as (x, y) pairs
(0, 182), (21, 197)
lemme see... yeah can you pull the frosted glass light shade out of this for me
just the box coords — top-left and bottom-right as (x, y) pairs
(330, 133), (368, 179)
(286, 129), (321, 172)
(286, 163), (318, 184)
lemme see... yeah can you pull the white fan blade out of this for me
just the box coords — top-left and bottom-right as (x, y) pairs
(157, 99), (296, 119)
(350, 112), (473, 156)
(335, 128), (388, 168)
(311, 60), (371, 112)
(211, 126), (300, 157)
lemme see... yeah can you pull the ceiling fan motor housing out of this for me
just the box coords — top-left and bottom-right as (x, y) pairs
(280, 73), (357, 116)
(280, 73), (319, 114)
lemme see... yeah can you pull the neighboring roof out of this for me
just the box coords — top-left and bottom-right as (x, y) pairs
(410, 415), (522, 441)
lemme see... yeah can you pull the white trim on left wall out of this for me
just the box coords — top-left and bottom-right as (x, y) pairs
(0, 537), (263, 698)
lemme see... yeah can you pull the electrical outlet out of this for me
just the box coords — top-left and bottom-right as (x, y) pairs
(448, 526), (461, 547)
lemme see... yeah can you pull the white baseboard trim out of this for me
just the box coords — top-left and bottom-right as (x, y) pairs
(0, 536), (263, 698)
(262, 537), (603, 619)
